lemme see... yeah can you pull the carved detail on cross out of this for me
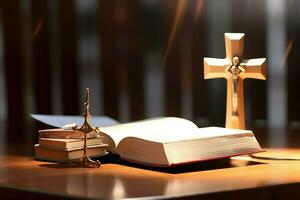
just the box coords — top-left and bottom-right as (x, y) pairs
(203, 33), (267, 129)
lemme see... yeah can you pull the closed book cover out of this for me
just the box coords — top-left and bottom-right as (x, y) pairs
(35, 144), (108, 163)
(39, 137), (105, 151)
(38, 129), (99, 139)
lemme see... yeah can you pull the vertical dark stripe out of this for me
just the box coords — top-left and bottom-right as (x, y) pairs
(126, 0), (145, 120)
(1, 0), (25, 127)
(287, 2), (300, 123)
(99, 0), (120, 119)
(164, 43), (182, 116)
(232, 0), (267, 128)
(162, 0), (183, 117)
(32, 0), (52, 114)
(58, 0), (79, 115)
(190, 1), (209, 126)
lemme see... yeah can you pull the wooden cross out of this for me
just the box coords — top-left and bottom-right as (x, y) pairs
(204, 33), (266, 129)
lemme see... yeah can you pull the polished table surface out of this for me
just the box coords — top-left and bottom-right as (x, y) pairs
(2, 122), (300, 199)
(2, 150), (300, 199)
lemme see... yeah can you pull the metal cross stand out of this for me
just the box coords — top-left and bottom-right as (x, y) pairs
(77, 88), (104, 168)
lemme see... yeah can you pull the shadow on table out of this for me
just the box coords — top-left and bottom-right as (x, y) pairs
(38, 153), (266, 174)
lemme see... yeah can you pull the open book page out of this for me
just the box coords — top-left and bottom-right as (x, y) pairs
(159, 127), (254, 142)
(31, 114), (119, 128)
(102, 120), (253, 146)
(131, 127), (253, 143)
(100, 117), (198, 151)
(115, 127), (259, 166)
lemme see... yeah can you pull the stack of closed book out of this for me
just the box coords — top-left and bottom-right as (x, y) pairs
(35, 129), (108, 163)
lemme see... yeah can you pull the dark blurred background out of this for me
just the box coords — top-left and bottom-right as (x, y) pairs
(0, 0), (299, 149)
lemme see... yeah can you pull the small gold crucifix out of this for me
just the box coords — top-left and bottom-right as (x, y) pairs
(204, 33), (266, 129)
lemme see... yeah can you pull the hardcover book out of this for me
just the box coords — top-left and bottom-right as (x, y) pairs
(35, 144), (108, 163)
(38, 137), (104, 151)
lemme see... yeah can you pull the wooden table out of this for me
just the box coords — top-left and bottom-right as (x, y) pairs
(1, 149), (300, 199)
(2, 121), (300, 199)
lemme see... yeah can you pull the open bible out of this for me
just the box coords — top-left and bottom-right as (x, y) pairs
(33, 115), (262, 167)
(99, 117), (261, 166)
